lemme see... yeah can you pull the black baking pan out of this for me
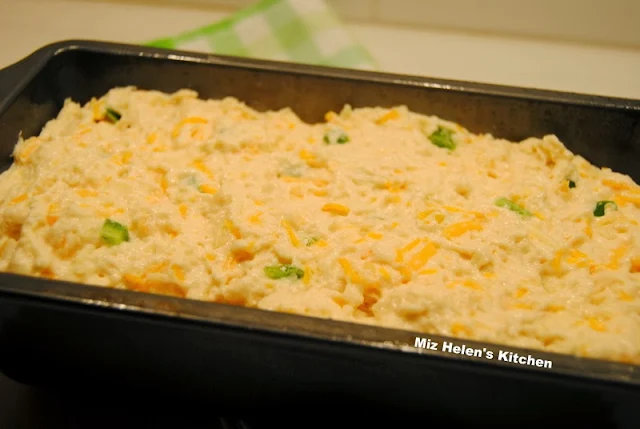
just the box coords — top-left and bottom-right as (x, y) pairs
(0, 40), (639, 427)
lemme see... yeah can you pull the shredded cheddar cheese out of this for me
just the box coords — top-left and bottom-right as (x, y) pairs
(281, 219), (301, 247)
(172, 116), (208, 138)
(322, 203), (350, 216)
(443, 220), (483, 239)
(191, 160), (214, 178)
(9, 194), (28, 205)
(375, 109), (400, 125)
(225, 219), (242, 239)
(407, 240), (438, 271)
(198, 184), (218, 195)
(339, 257), (362, 285)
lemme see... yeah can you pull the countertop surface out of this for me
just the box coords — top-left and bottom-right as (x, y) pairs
(1, 0), (640, 100)
(0, 0), (639, 427)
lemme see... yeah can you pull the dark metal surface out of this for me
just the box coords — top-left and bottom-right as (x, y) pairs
(0, 373), (242, 429)
(0, 40), (639, 426)
(18, 370), (630, 429)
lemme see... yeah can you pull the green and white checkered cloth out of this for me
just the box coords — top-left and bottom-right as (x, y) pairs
(145, 0), (377, 71)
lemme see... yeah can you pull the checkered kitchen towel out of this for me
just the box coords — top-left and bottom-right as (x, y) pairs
(146, 0), (377, 70)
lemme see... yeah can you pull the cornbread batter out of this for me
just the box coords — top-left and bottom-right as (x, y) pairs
(1, 86), (638, 364)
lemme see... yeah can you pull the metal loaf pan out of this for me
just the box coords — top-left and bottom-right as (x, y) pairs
(0, 40), (639, 427)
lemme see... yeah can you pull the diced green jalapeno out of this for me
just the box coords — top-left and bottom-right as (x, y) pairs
(495, 197), (532, 217)
(428, 126), (456, 150)
(593, 200), (617, 217)
(324, 128), (349, 144)
(100, 219), (129, 245)
(304, 237), (318, 246)
(105, 107), (122, 123)
(264, 264), (304, 279)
